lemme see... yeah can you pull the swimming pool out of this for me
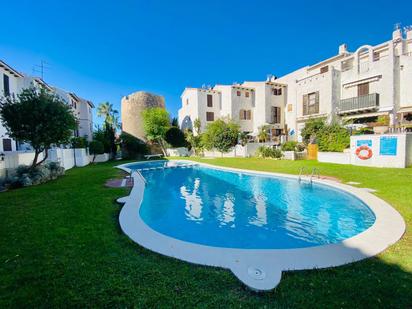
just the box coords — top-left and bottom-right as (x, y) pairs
(139, 164), (375, 249)
(117, 160), (405, 291)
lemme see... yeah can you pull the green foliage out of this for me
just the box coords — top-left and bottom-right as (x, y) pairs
(142, 107), (170, 155)
(317, 123), (350, 152)
(165, 127), (186, 148)
(255, 146), (283, 159)
(300, 118), (326, 144)
(8, 162), (65, 188)
(171, 117), (179, 127)
(185, 130), (203, 156)
(89, 140), (105, 156)
(193, 118), (201, 135)
(93, 128), (112, 154)
(281, 141), (298, 151)
(119, 132), (148, 159)
(71, 136), (88, 148)
(97, 101), (120, 129)
(202, 119), (240, 153)
(238, 132), (248, 146)
(301, 119), (349, 152)
(257, 125), (270, 142)
(0, 87), (77, 167)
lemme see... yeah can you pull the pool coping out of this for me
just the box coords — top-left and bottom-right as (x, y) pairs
(116, 160), (406, 291)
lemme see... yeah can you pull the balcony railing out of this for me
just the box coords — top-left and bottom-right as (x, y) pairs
(338, 93), (379, 114)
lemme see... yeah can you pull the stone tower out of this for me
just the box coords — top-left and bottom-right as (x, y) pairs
(121, 91), (165, 140)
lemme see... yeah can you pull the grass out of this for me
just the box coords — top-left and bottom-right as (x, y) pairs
(0, 158), (411, 308)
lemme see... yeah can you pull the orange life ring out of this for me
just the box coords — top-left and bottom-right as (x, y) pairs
(355, 145), (373, 160)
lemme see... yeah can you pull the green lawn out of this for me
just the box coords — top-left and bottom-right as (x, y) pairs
(0, 158), (411, 308)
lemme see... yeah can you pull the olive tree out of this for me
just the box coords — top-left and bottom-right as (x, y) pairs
(0, 87), (77, 168)
(202, 119), (240, 154)
(142, 107), (170, 155)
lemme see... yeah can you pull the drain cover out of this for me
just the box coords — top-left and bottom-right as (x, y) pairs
(247, 267), (266, 280)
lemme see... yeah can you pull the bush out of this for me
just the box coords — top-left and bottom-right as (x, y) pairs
(71, 136), (88, 148)
(165, 127), (187, 148)
(8, 162), (65, 188)
(202, 119), (240, 153)
(256, 146), (283, 159)
(296, 143), (306, 152)
(120, 132), (149, 159)
(89, 140), (105, 162)
(281, 141), (298, 151)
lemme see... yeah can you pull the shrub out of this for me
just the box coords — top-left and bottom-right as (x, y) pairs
(165, 127), (187, 148)
(8, 162), (65, 188)
(281, 141), (298, 151)
(202, 119), (240, 153)
(317, 123), (350, 152)
(71, 136), (88, 148)
(301, 118), (326, 144)
(89, 140), (105, 162)
(256, 146), (283, 159)
(296, 143), (306, 152)
(120, 132), (149, 159)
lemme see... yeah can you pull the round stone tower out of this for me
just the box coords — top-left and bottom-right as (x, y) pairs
(121, 91), (165, 140)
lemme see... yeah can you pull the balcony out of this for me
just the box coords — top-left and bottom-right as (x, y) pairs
(338, 93), (379, 114)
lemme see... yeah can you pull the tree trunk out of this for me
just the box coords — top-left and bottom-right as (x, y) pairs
(35, 148), (49, 166)
(158, 139), (167, 156)
(31, 149), (40, 169)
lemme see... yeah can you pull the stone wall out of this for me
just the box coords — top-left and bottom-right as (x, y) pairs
(121, 91), (165, 141)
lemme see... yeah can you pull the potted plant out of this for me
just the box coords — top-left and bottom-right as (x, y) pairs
(370, 115), (389, 134)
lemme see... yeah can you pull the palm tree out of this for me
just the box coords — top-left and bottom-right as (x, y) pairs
(97, 102), (119, 127)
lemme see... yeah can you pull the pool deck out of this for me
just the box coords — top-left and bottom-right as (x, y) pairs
(115, 160), (406, 291)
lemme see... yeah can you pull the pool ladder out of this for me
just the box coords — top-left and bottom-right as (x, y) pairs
(299, 167), (320, 183)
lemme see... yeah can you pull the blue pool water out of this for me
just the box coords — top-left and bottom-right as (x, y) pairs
(133, 163), (375, 249)
(125, 160), (191, 170)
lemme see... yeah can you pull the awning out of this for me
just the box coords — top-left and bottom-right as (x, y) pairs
(342, 111), (389, 120)
(397, 106), (412, 113)
(378, 106), (393, 112)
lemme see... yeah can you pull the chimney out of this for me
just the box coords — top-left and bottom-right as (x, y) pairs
(393, 23), (402, 41)
(405, 26), (412, 40)
(339, 44), (348, 55)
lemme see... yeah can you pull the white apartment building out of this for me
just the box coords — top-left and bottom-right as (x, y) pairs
(0, 59), (94, 152)
(179, 81), (287, 138)
(178, 26), (412, 142)
(277, 26), (412, 141)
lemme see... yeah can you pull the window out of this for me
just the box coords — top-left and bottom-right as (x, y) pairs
(3, 74), (10, 96)
(186, 98), (189, 105)
(271, 107), (281, 123)
(272, 88), (282, 95)
(207, 94), (213, 107)
(206, 112), (214, 121)
(239, 109), (252, 120)
(236, 90), (241, 96)
(373, 52), (380, 62)
(2, 138), (12, 151)
(245, 91), (250, 98)
(357, 83), (369, 96)
(302, 92), (319, 115)
(287, 104), (293, 112)
(320, 66), (329, 73)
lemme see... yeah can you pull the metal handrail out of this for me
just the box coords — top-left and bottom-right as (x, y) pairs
(298, 167), (307, 182)
(310, 168), (320, 183)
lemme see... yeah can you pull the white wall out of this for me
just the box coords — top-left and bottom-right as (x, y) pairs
(318, 151), (351, 165)
(48, 148), (75, 170)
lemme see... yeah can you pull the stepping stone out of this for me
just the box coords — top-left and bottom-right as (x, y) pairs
(347, 181), (361, 185)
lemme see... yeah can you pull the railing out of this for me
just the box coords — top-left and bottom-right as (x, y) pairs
(338, 93), (379, 114)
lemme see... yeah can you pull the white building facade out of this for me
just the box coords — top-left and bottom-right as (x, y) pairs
(178, 27), (412, 142)
(0, 59), (95, 152)
(178, 81), (287, 139)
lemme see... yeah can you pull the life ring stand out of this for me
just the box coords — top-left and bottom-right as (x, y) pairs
(356, 145), (373, 160)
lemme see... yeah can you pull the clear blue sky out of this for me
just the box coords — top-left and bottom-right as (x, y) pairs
(1, 0), (411, 126)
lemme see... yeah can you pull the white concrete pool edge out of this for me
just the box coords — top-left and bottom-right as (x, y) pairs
(115, 160), (406, 291)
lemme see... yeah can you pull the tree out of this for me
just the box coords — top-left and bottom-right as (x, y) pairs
(171, 117), (179, 127)
(165, 127), (186, 147)
(185, 130), (203, 156)
(0, 87), (77, 168)
(202, 119), (240, 154)
(301, 118), (326, 144)
(193, 118), (201, 135)
(257, 125), (270, 142)
(89, 140), (104, 162)
(97, 101), (119, 128)
(96, 102), (119, 157)
(142, 107), (170, 155)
